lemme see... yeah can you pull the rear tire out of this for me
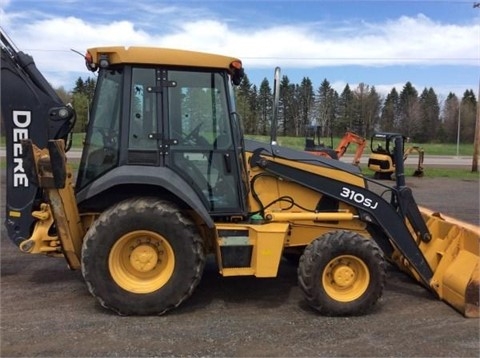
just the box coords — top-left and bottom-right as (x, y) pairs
(298, 230), (386, 316)
(81, 197), (205, 315)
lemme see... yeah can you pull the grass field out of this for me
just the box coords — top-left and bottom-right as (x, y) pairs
(244, 134), (476, 156)
(0, 133), (476, 156)
(1, 133), (479, 179)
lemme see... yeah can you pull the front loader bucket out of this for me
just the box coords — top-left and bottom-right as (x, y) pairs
(416, 207), (479, 317)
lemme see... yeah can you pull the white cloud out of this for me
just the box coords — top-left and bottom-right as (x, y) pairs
(1, 4), (478, 94)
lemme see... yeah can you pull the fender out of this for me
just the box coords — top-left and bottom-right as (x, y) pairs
(75, 165), (215, 228)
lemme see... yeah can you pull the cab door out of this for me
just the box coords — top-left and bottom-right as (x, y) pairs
(127, 67), (163, 165)
(165, 69), (245, 215)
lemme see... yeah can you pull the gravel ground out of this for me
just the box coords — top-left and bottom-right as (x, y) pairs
(1, 174), (479, 357)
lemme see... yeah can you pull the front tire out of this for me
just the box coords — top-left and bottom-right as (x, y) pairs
(81, 197), (205, 315)
(298, 230), (386, 316)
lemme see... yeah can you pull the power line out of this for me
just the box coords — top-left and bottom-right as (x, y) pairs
(21, 49), (479, 62)
(243, 57), (478, 61)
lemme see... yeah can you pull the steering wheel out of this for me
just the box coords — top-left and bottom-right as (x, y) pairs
(98, 128), (118, 148)
(184, 122), (203, 144)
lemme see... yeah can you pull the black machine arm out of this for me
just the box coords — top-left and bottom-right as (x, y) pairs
(1, 29), (76, 245)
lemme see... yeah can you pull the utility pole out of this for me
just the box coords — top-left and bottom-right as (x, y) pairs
(457, 100), (462, 158)
(472, 3), (480, 172)
(472, 79), (480, 172)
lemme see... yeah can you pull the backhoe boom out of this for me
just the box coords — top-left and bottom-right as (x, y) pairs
(1, 28), (75, 245)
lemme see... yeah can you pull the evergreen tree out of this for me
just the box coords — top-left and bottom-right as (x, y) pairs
(73, 77), (85, 94)
(460, 90), (477, 143)
(441, 93), (459, 143)
(279, 75), (296, 136)
(84, 77), (96, 101)
(71, 76), (97, 133)
(336, 84), (355, 135)
(399, 82), (420, 138)
(257, 78), (272, 136)
(236, 74), (255, 134)
(316, 79), (337, 138)
(379, 88), (399, 133)
(365, 86), (381, 137)
(292, 84), (302, 136)
(298, 77), (315, 135)
(351, 83), (381, 137)
(250, 84), (259, 134)
(417, 88), (440, 142)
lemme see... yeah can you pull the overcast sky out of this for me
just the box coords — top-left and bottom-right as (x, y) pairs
(1, 0), (479, 100)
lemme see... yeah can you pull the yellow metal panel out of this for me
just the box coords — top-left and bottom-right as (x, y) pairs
(8, 211), (21, 218)
(220, 267), (255, 276)
(440, 251), (478, 304)
(285, 222), (369, 247)
(243, 151), (370, 247)
(244, 151), (366, 215)
(87, 46), (241, 70)
(408, 207), (480, 317)
(19, 140), (85, 269)
(368, 153), (393, 173)
(251, 223), (289, 277)
(273, 156), (366, 187)
(215, 223), (288, 278)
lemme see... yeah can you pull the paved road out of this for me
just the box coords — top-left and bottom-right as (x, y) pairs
(0, 148), (477, 167)
(341, 153), (475, 167)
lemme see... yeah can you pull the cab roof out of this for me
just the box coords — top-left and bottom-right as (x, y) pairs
(86, 46), (242, 71)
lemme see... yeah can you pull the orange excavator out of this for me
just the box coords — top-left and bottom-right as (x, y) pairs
(304, 126), (367, 166)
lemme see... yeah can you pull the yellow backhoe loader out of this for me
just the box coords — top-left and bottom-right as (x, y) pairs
(368, 132), (424, 179)
(2, 31), (478, 317)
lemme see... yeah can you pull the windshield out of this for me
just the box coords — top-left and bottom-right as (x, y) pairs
(76, 69), (122, 189)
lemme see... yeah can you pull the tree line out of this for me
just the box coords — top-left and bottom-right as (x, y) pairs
(236, 74), (478, 144)
(66, 74), (478, 144)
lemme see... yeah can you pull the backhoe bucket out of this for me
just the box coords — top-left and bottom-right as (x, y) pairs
(406, 207), (479, 317)
(412, 168), (424, 177)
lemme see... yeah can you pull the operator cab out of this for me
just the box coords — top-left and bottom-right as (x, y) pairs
(370, 132), (406, 160)
(76, 47), (249, 217)
(367, 132), (406, 178)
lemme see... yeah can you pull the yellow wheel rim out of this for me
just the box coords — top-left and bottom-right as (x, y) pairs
(322, 255), (370, 302)
(109, 230), (175, 294)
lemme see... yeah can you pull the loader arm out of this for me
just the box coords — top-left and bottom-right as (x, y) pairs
(250, 147), (435, 288)
(250, 135), (479, 317)
(1, 29), (76, 245)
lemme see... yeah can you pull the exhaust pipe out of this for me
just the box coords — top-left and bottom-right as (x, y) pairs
(270, 67), (281, 147)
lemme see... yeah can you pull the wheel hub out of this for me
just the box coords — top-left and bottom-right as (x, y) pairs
(130, 244), (158, 272)
(323, 254), (370, 302)
(332, 265), (356, 287)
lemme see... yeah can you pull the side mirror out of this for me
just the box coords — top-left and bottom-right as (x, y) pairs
(232, 68), (244, 86)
